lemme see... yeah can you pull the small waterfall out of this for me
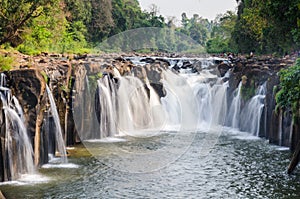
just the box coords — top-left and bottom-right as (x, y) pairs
(95, 74), (165, 138)
(226, 82), (267, 135)
(240, 84), (266, 136)
(278, 109), (283, 146)
(227, 82), (242, 128)
(193, 76), (228, 128)
(46, 85), (68, 163)
(96, 75), (117, 138)
(0, 74), (35, 181)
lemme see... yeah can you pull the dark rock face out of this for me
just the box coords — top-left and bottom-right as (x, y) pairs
(6, 69), (47, 166)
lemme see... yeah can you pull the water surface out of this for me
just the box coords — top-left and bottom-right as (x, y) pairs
(1, 129), (300, 198)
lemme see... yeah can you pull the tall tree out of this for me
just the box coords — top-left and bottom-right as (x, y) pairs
(87, 0), (114, 42)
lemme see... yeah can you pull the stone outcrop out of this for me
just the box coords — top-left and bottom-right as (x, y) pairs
(5, 69), (47, 166)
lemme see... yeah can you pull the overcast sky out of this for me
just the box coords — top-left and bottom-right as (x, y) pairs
(138, 0), (238, 22)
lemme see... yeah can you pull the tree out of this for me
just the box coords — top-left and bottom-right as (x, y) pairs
(231, 0), (300, 54)
(87, 0), (114, 42)
(0, 0), (59, 46)
(178, 13), (209, 46)
(207, 11), (237, 53)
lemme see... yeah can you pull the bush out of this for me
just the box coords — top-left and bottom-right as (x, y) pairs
(0, 54), (14, 71)
(276, 58), (300, 119)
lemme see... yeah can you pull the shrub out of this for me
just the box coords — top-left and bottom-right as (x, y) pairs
(276, 58), (300, 120)
(0, 55), (14, 71)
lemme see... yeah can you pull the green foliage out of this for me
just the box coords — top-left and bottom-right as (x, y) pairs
(0, 54), (13, 71)
(206, 37), (231, 54)
(206, 11), (237, 53)
(17, 8), (90, 55)
(232, 0), (300, 54)
(276, 59), (300, 119)
(178, 14), (209, 46)
(240, 81), (255, 101)
(0, 0), (59, 46)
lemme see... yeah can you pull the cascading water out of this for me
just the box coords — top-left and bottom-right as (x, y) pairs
(96, 75), (118, 138)
(226, 82), (267, 135)
(0, 74), (35, 181)
(240, 84), (266, 136)
(227, 82), (242, 128)
(91, 57), (230, 140)
(46, 85), (68, 163)
(95, 74), (165, 138)
(161, 70), (200, 131)
(90, 57), (269, 141)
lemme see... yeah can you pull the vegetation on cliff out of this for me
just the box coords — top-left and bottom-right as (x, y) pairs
(276, 58), (300, 120)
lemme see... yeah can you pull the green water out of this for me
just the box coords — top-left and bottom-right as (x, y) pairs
(1, 129), (300, 199)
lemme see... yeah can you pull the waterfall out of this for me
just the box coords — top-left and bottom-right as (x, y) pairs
(0, 74), (35, 181)
(161, 70), (200, 131)
(227, 82), (242, 128)
(96, 75), (117, 138)
(46, 85), (68, 163)
(88, 57), (269, 140)
(240, 84), (266, 136)
(226, 82), (267, 135)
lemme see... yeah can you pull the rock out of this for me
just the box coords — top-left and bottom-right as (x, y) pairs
(192, 61), (202, 73)
(74, 54), (88, 60)
(217, 63), (230, 77)
(181, 61), (192, 69)
(140, 57), (155, 64)
(6, 69), (47, 166)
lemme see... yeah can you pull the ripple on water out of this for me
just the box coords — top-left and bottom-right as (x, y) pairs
(0, 130), (299, 198)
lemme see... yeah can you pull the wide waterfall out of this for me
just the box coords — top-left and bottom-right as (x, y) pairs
(0, 74), (35, 181)
(89, 57), (269, 141)
(46, 85), (68, 163)
(89, 57), (252, 140)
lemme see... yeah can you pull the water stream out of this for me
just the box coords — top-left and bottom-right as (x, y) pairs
(0, 74), (35, 181)
(46, 85), (68, 163)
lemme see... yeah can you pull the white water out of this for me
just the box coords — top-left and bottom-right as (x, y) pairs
(240, 84), (266, 136)
(227, 82), (242, 128)
(93, 58), (231, 140)
(91, 57), (268, 144)
(97, 76), (118, 138)
(0, 74), (35, 181)
(46, 85), (68, 163)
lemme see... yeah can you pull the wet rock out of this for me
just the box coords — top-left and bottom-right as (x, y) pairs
(6, 69), (47, 166)
(192, 61), (202, 73)
(217, 63), (230, 77)
(140, 57), (155, 64)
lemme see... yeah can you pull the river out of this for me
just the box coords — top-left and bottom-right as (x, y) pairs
(1, 128), (299, 198)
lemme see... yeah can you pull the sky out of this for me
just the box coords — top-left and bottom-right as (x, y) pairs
(138, 0), (238, 22)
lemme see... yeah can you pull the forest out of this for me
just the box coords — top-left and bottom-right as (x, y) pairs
(0, 0), (299, 55)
